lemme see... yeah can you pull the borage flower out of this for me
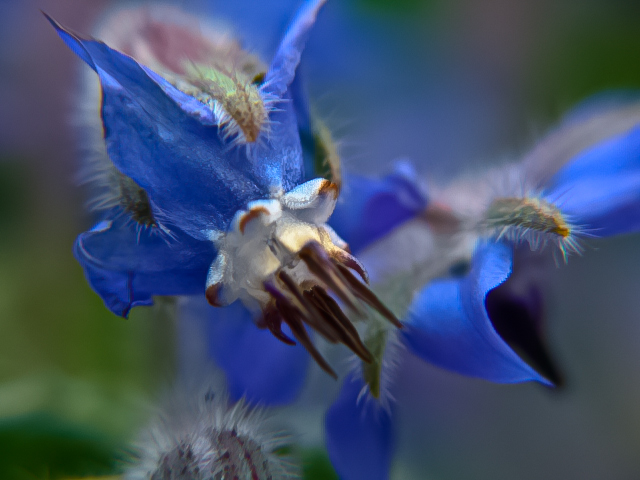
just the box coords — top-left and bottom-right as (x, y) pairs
(323, 98), (640, 479)
(48, 0), (400, 377)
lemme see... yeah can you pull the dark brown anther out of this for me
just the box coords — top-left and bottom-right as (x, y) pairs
(299, 243), (362, 314)
(330, 249), (369, 284)
(305, 297), (348, 346)
(276, 298), (337, 379)
(263, 281), (291, 306)
(277, 271), (317, 319)
(276, 271), (340, 343)
(335, 263), (403, 329)
(260, 238), (402, 378)
(264, 280), (337, 377)
(205, 283), (224, 307)
(310, 287), (354, 330)
(311, 286), (370, 348)
(262, 306), (296, 346)
(305, 288), (373, 363)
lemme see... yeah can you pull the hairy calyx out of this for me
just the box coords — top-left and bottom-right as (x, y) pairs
(483, 196), (582, 262)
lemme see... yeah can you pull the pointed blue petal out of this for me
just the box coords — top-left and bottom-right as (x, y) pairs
(288, 68), (318, 181)
(325, 375), (395, 480)
(50, 17), (304, 239)
(544, 125), (640, 237)
(330, 163), (427, 253)
(74, 211), (213, 317)
(259, 0), (324, 184)
(44, 13), (96, 70)
(46, 14), (215, 124)
(205, 301), (309, 406)
(403, 242), (551, 385)
(264, 0), (326, 97)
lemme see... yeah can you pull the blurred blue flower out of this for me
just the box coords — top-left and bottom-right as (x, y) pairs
(322, 98), (640, 479)
(325, 241), (547, 480)
(203, 299), (311, 406)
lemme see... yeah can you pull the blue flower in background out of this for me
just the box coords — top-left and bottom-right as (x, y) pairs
(321, 98), (640, 480)
(49, 0), (401, 378)
(324, 241), (548, 480)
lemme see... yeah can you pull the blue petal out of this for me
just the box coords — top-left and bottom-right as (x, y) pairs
(325, 375), (395, 480)
(288, 68), (318, 181)
(521, 92), (640, 186)
(330, 163), (427, 253)
(74, 210), (213, 317)
(485, 248), (564, 386)
(544, 125), (640, 237)
(264, 0), (326, 97)
(403, 242), (551, 385)
(44, 14), (216, 125)
(49, 16), (304, 239)
(205, 301), (310, 406)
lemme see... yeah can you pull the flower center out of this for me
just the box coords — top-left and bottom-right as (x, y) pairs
(205, 179), (401, 377)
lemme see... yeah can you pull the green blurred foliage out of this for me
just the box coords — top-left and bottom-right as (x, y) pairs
(357, 0), (435, 15)
(301, 449), (339, 480)
(0, 161), (29, 233)
(528, 4), (640, 119)
(0, 159), (176, 477)
(0, 413), (120, 479)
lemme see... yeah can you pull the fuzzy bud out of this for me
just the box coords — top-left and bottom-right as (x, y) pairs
(125, 381), (297, 480)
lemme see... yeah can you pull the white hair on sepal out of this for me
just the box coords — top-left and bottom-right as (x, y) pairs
(124, 370), (299, 480)
(449, 162), (589, 264)
(494, 167), (590, 262)
(73, 66), (180, 245)
(185, 60), (284, 161)
(73, 65), (170, 240)
(345, 321), (404, 417)
(210, 81), (272, 143)
(72, 67), (124, 214)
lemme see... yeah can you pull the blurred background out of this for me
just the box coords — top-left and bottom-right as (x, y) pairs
(1, 0), (640, 478)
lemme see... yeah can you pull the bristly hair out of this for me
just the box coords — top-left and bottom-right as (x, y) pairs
(347, 322), (403, 416)
(178, 61), (282, 156)
(74, 66), (161, 232)
(124, 379), (298, 480)
(474, 164), (590, 264)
